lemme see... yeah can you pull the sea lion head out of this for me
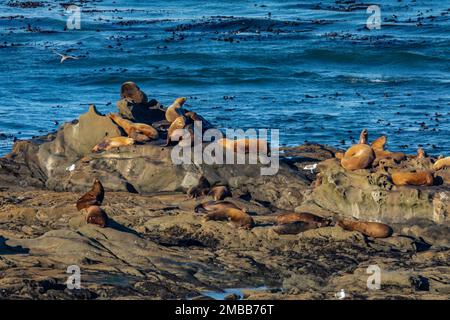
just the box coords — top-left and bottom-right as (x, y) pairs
(417, 148), (426, 159)
(359, 128), (369, 144)
(175, 97), (187, 105)
(372, 135), (386, 150)
(120, 81), (147, 104)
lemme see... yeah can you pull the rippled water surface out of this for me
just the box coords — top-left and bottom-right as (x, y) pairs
(0, 0), (449, 155)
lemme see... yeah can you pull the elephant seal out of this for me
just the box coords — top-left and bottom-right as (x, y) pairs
(92, 137), (135, 153)
(205, 208), (254, 229)
(337, 219), (393, 238)
(208, 186), (232, 201)
(433, 157), (450, 171)
(76, 179), (104, 211)
(86, 206), (108, 228)
(391, 171), (434, 186)
(165, 97), (187, 123)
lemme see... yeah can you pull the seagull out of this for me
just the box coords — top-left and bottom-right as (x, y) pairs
(303, 163), (318, 174)
(53, 51), (79, 63)
(335, 289), (346, 300)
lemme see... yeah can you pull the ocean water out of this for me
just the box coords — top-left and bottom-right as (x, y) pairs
(0, 0), (448, 156)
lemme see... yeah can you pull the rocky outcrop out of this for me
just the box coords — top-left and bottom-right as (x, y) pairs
(309, 158), (449, 224)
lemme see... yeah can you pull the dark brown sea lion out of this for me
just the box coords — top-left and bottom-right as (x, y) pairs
(273, 221), (319, 235)
(275, 212), (331, 227)
(205, 208), (254, 229)
(120, 81), (147, 104)
(187, 176), (211, 199)
(391, 171), (434, 186)
(92, 137), (135, 153)
(337, 219), (393, 238)
(208, 186), (232, 201)
(86, 205), (108, 228)
(194, 200), (242, 213)
(165, 97), (187, 123)
(76, 179), (105, 211)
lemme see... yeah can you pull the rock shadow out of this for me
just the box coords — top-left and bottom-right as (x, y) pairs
(0, 236), (29, 255)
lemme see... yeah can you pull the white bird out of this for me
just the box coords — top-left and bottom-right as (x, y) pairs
(66, 164), (75, 172)
(335, 289), (346, 300)
(303, 163), (318, 174)
(54, 51), (79, 63)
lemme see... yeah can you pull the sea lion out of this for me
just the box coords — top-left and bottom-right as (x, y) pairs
(92, 137), (135, 153)
(335, 152), (344, 160)
(433, 157), (450, 171)
(165, 97), (187, 123)
(391, 171), (434, 186)
(109, 113), (158, 140)
(341, 144), (375, 171)
(194, 200), (243, 213)
(86, 205), (108, 228)
(120, 81), (147, 104)
(273, 221), (320, 235)
(208, 186), (232, 201)
(417, 148), (426, 159)
(337, 219), (393, 238)
(275, 212), (331, 227)
(187, 176), (211, 199)
(371, 135), (405, 164)
(358, 128), (369, 144)
(205, 208), (254, 229)
(76, 179), (104, 211)
(165, 116), (187, 146)
(217, 138), (270, 155)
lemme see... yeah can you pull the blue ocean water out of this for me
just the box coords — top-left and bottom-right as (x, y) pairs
(0, 0), (448, 156)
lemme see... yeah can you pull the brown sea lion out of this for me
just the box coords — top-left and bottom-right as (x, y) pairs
(341, 144), (375, 171)
(371, 135), (405, 163)
(275, 212), (331, 227)
(205, 208), (254, 229)
(76, 179), (104, 211)
(120, 81), (147, 104)
(165, 116), (187, 146)
(194, 200), (243, 213)
(416, 148), (426, 159)
(273, 221), (320, 235)
(433, 157), (450, 171)
(92, 137), (135, 153)
(86, 205), (108, 228)
(109, 113), (158, 140)
(337, 219), (393, 238)
(208, 186), (232, 201)
(217, 138), (270, 155)
(165, 97), (187, 123)
(187, 176), (211, 199)
(335, 152), (344, 160)
(358, 128), (369, 144)
(391, 171), (434, 186)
